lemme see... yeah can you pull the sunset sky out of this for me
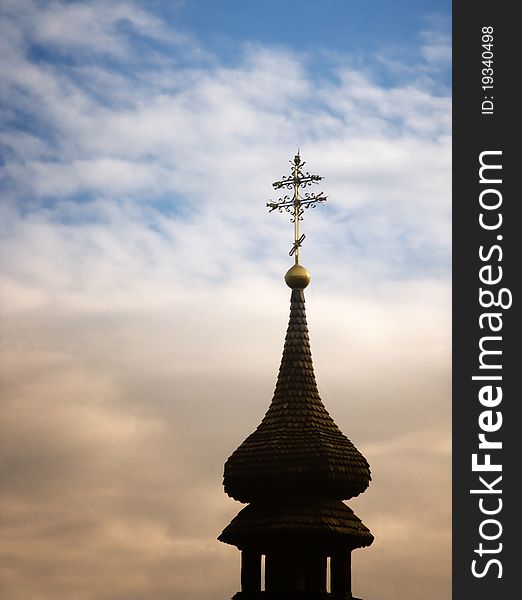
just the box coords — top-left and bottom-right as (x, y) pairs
(0, 1), (451, 599)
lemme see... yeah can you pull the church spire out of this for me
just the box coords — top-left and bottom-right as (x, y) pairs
(223, 285), (371, 503)
(219, 154), (373, 599)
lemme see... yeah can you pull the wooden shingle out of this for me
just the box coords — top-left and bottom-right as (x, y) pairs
(219, 499), (374, 550)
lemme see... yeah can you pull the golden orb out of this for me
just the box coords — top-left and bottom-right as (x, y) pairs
(284, 263), (311, 289)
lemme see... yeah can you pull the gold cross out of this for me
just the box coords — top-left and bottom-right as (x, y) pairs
(267, 152), (327, 264)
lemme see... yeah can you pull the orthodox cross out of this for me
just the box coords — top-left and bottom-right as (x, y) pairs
(267, 152), (327, 264)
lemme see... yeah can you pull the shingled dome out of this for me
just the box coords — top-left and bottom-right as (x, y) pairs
(219, 499), (374, 550)
(223, 288), (371, 504)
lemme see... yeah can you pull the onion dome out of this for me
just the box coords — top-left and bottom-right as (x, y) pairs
(223, 288), (371, 504)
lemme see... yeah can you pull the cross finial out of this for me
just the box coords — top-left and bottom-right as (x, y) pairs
(267, 152), (327, 265)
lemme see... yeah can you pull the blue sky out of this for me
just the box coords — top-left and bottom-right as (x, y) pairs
(0, 2), (451, 600)
(158, 0), (451, 77)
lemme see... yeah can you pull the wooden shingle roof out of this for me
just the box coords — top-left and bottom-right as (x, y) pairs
(223, 289), (371, 504)
(218, 499), (374, 550)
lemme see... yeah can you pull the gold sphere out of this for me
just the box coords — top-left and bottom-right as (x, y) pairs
(285, 263), (311, 289)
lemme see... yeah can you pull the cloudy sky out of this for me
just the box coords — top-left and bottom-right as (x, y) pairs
(0, 1), (451, 599)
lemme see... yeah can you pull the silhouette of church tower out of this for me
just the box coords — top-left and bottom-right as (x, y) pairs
(219, 154), (373, 599)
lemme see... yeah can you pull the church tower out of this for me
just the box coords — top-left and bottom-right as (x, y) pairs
(219, 154), (373, 599)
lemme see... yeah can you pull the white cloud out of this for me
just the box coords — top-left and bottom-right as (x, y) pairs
(1, 0), (185, 57)
(420, 20), (452, 66)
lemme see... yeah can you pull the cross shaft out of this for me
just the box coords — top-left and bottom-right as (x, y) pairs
(266, 152), (327, 264)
